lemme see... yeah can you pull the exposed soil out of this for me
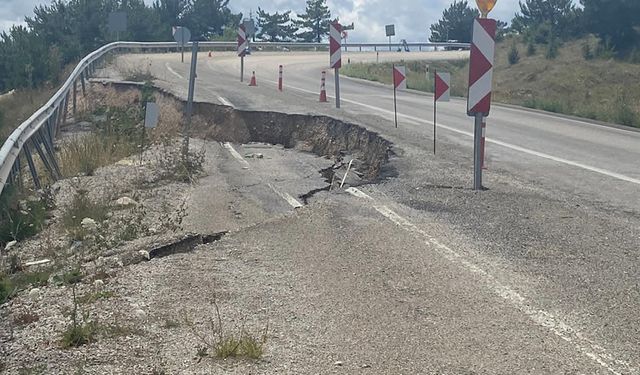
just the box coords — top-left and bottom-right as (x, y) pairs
(87, 82), (393, 180)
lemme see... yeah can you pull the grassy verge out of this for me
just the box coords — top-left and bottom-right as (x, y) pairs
(341, 36), (640, 128)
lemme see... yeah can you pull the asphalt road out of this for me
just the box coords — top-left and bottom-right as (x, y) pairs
(105, 51), (640, 374)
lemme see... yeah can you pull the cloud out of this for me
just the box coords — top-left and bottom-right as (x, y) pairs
(1, 0), (522, 42)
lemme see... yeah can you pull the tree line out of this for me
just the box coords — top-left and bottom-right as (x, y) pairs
(0, 0), (333, 93)
(430, 0), (640, 58)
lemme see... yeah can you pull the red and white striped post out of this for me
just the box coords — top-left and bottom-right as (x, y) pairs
(467, 17), (496, 190)
(278, 65), (283, 91)
(237, 25), (248, 82)
(434, 70), (451, 155)
(329, 21), (342, 108)
(319, 71), (328, 102)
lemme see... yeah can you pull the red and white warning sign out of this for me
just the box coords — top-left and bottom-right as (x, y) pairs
(467, 18), (496, 116)
(435, 72), (450, 102)
(237, 24), (248, 57)
(329, 22), (342, 69)
(393, 65), (406, 90)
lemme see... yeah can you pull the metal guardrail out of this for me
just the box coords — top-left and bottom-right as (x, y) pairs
(0, 40), (470, 196)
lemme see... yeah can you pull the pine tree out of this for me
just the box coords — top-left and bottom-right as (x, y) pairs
(295, 0), (331, 43)
(256, 8), (298, 42)
(580, 0), (640, 53)
(429, 0), (479, 43)
(511, 0), (579, 40)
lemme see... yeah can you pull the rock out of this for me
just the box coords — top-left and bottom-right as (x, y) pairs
(334, 361), (343, 366)
(138, 250), (151, 261)
(4, 240), (17, 251)
(361, 364), (371, 368)
(18, 200), (28, 211)
(133, 309), (146, 320)
(81, 218), (98, 232)
(93, 279), (104, 289)
(115, 197), (137, 207)
(28, 288), (41, 300)
(244, 153), (264, 159)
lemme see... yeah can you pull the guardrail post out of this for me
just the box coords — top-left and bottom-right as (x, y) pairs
(80, 72), (86, 96)
(22, 144), (41, 190)
(38, 129), (60, 178)
(73, 80), (77, 116)
(31, 138), (58, 181)
(62, 93), (70, 125)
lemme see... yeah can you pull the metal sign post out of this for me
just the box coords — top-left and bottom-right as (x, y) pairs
(329, 22), (343, 109)
(385, 24), (395, 51)
(467, 18), (496, 190)
(183, 41), (199, 161)
(173, 27), (191, 63)
(107, 12), (127, 41)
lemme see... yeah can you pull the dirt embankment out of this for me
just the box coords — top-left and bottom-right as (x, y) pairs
(88, 82), (393, 179)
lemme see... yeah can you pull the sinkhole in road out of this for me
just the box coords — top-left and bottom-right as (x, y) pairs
(87, 82), (394, 182)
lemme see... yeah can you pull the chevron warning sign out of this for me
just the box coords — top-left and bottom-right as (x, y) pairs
(393, 65), (406, 90)
(435, 71), (450, 102)
(237, 25), (248, 57)
(329, 22), (342, 69)
(467, 18), (497, 116)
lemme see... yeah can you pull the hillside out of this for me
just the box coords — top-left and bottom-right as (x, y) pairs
(342, 36), (640, 128)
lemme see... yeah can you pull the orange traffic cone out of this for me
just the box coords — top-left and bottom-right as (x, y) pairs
(208, 51), (212, 57)
(319, 71), (327, 102)
(249, 71), (257, 86)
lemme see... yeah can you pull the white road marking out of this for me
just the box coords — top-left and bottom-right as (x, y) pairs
(217, 96), (233, 106)
(222, 142), (249, 168)
(222, 142), (303, 209)
(165, 63), (184, 79)
(267, 183), (304, 208)
(345, 186), (633, 375)
(264, 79), (640, 186)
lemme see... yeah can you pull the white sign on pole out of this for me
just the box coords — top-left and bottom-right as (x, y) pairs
(144, 102), (159, 128)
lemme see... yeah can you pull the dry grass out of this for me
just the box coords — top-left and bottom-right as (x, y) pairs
(342, 35), (640, 127)
(59, 132), (138, 177)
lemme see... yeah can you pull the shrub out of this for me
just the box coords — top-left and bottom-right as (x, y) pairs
(0, 186), (49, 246)
(526, 42), (536, 56)
(61, 190), (109, 240)
(582, 42), (594, 60)
(0, 275), (13, 304)
(545, 37), (559, 59)
(595, 40), (615, 60)
(508, 43), (520, 65)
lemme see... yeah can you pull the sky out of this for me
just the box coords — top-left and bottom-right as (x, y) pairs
(0, 0), (523, 42)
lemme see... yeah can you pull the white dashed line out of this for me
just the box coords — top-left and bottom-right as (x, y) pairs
(222, 142), (249, 168)
(345, 186), (634, 375)
(267, 183), (303, 208)
(222, 142), (302, 209)
(165, 63), (184, 79)
(217, 96), (233, 106)
(266, 79), (640, 186)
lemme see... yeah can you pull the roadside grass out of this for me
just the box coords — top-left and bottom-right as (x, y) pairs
(59, 106), (142, 177)
(341, 35), (640, 128)
(0, 64), (76, 143)
(189, 300), (268, 360)
(61, 189), (110, 240)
